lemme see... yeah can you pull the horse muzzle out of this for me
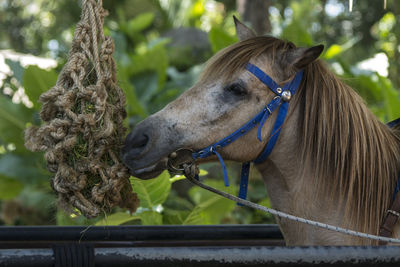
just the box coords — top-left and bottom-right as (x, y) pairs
(121, 118), (182, 179)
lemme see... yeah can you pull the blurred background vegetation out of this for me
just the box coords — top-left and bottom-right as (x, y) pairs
(0, 0), (399, 226)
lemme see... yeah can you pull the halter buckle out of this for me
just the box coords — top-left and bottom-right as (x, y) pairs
(388, 209), (400, 217)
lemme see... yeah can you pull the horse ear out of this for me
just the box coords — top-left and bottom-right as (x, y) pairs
(288, 45), (324, 69)
(234, 16), (256, 41)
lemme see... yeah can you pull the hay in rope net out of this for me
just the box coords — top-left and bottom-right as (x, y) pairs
(24, 0), (139, 218)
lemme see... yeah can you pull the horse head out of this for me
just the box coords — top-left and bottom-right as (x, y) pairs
(121, 17), (323, 180)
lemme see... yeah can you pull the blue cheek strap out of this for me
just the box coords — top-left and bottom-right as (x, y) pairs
(192, 63), (304, 204)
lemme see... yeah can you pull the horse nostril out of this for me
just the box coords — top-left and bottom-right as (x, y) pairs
(123, 129), (152, 159)
(132, 134), (149, 149)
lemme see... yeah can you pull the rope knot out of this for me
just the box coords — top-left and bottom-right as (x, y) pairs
(100, 37), (114, 61)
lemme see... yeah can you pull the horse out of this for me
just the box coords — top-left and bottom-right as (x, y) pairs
(121, 17), (400, 246)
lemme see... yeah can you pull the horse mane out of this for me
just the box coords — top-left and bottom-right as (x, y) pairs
(201, 36), (400, 236)
(299, 61), (400, 235)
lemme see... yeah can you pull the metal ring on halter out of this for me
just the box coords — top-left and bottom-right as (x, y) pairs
(167, 160), (185, 174)
(167, 148), (195, 174)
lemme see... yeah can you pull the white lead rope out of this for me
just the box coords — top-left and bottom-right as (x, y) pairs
(184, 169), (400, 244)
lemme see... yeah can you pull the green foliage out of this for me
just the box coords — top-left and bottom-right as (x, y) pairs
(95, 171), (239, 226)
(280, 0), (314, 46)
(0, 175), (24, 200)
(0, 153), (47, 184)
(208, 27), (238, 53)
(96, 210), (163, 226)
(130, 171), (171, 208)
(323, 37), (360, 60)
(118, 11), (155, 43)
(344, 72), (400, 122)
(0, 96), (33, 150)
(96, 212), (141, 226)
(188, 180), (237, 224)
(23, 66), (58, 109)
(127, 12), (155, 33)
(130, 43), (169, 90)
(281, 23), (312, 46)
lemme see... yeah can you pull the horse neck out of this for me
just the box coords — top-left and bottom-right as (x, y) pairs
(255, 104), (379, 245)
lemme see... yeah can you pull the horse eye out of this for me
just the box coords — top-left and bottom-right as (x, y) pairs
(224, 83), (248, 96)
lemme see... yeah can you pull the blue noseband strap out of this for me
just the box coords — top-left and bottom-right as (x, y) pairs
(192, 63), (304, 204)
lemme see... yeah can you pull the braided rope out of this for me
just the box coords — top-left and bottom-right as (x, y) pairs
(183, 164), (400, 244)
(25, 0), (139, 218)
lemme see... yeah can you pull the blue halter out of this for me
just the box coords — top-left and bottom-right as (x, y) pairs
(192, 63), (304, 203)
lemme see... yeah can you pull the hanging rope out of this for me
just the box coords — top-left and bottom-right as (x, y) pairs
(25, 0), (139, 218)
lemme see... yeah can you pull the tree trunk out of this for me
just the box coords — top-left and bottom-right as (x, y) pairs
(236, 0), (271, 35)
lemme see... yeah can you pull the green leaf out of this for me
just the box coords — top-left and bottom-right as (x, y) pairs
(56, 210), (98, 226)
(281, 22), (312, 46)
(138, 211), (163, 225)
(257, 198), (271, 208)
(0, 175), (24, 200)
(111, 31), (129, 64)
(130, 171), (171, 209)
(96, 212), (141, 226)
(116, 67), (147, 118)
(253, 197), (275, 223)
(324, 44), (342, 60)
(129, 43), (168, 91)
(324, 37), (360, 60)
(189, 179), (237, 204)
(199, 169), (208, 176)
(182, 195), (234, 225)
(131, 71), (159, 104)
(163, 209), (191, 224)
(378, 76), (400, 121)
(127, 12), (154, 33)
(96, 210), (162, 226)
(208, 27), (238, 53)
(169, 169), (207, 183)
(0, 95), (33, 149)
(186, 180), (237, 224)
(169, 175), (186, 183)
(23, 65), (58, 109)
(181, 206), (204, 225)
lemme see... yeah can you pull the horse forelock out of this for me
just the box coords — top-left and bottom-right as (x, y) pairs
(200, 36), (296, 84)
(298, 60), (400, 239)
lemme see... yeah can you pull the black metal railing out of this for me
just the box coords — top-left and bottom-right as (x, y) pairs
(1, 225), (400, 266)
